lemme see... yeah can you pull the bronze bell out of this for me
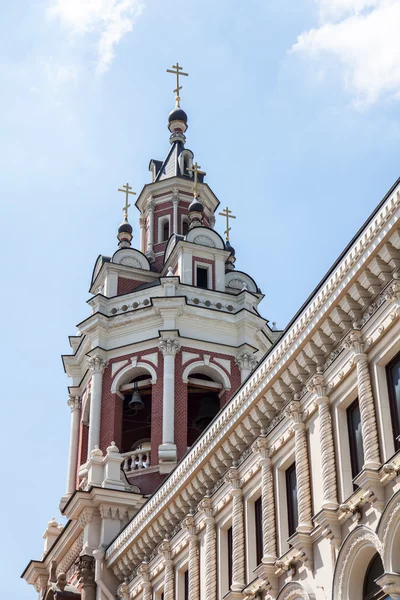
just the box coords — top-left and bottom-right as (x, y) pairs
(128, 383), (144, 415)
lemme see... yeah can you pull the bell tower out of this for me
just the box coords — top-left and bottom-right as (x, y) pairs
(61, 66), (278, 503)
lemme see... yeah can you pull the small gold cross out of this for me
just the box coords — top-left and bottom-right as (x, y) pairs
(187, 162), (206, 197)
(166, 62), (188, 107)
(118, 183), (136, 220)
(219, 206), (236, 241)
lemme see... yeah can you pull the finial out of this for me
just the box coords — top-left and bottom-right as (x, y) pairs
(118, 182), (136, 221)
(117, 183), (136, 248)
(218, 206), (237, 242)
(166, 62), (188, 108)
(187, 162), (206, 198)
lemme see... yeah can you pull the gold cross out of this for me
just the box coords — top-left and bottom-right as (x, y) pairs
(118, 183), (136, 220)
(219, 206), (236, 241)
(187, 162), (206, 197)
(166, 62), (188, 107)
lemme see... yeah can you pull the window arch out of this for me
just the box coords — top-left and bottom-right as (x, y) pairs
(158, 215), (171, 243)
(363, 553), (386, 600)
(187, 372), (221, 447)
(182, 216), (189, 236)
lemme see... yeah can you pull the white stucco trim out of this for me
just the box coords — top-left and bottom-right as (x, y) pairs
(111, 360), (157, 399)
(182, 360), (231, 390)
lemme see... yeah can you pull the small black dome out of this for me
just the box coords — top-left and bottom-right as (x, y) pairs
(118, 220), (133, 234)
(168, 107), (188, 124)
(225, 240), (235, 255)
(189, 198), (204, 213)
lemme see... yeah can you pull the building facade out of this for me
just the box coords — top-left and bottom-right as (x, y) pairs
(22, 80), (400, 600)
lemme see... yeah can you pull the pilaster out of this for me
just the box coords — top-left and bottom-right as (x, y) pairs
(158, 335), (180, 472)
(199, 496), (217, 600)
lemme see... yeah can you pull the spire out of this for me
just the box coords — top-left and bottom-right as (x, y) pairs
(117, 182), (136, 248)
(166, 62), (189, 144)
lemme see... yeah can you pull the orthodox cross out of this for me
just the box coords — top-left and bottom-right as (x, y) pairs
(118, 183), (136, 220)
(219, 206), (236, 241)
(166, 62), (188, 107)
(187, 162), (206, 197)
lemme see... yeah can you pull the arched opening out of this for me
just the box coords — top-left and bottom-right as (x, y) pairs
(363, 553), (386, 600)
(182, 217), (189, 236)
(187, 373), (221, 446)
(163, 220), (170, 242)
(120, 374), (152, 472)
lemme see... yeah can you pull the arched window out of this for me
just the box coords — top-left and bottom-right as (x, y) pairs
(363, 553), (386, 600)
(187, 373), (221, 446)
(121, 374), (152, 472)
(182, 218), (189, 236)
(163, 220), (170, 241)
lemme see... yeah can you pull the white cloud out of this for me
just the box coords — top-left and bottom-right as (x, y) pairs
(291, 0), (400, 106)
(48, 0), (144, 73)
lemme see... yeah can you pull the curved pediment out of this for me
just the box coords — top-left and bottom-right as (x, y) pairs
(186, 226), (225, 250)
(225, 270), (259, 293)
(111, 248), (151, 270)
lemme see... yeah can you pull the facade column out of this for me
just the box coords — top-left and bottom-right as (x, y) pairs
(287, 400), (313, 532)
(66, 395), (81, 495)
(172, 188), (179, 234)
(225, 468), (245, 592)
(252, 437), (277, 562)
(139, 215), (146, 254)
(345, 330), (381, 470)
(146, 197), (155, 261)
(199, 497), (217, 600)
(77, 555), (96, 600)
(235, 351), (258, 383)
(137, 563), (152, 600)
(307, 373), (338, 509)
(158, 336), (180, 471)
(182, 515), (200, 600)
(160, 540), (174, 600)
(87, 355), (108, 455)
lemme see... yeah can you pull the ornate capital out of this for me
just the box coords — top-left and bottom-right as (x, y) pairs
(252, 435), (271, 461)
(224, 466), (242, 491)
(159, 337), (180, 356)
(198, 496), (214, 519)
(172, 187), (179, 202)
(147, 196), (155, 212)
(88, 354), (108, 374)
(285, 399), (303, 427)
(182, 514), (197, 536)
(77, 555), (95, 587)
(307, 372), (330, 400)
(34, 574), (48, 593)
(67, 395), (81, 412)
(344, 329), (365, 357)
(158, 539), (172, 561)
(139, 215), (146, 228)
(137, 562), (150, 582)
(235, 351), (258, 371)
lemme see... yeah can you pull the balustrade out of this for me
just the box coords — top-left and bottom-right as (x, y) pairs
(121, 445), (151, 473)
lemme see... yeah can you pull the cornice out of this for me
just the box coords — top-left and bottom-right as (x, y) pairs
(105, 183), (400, 566)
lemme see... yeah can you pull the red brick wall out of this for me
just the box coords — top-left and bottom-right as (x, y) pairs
(117, 277), (145, 295)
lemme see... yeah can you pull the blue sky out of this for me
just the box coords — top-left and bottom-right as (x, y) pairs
(2, 0), (400, 597)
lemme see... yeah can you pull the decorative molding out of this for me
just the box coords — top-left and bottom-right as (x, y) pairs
(158, 338), (180, 357)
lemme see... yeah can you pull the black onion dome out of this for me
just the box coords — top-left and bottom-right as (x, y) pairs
(189, 198), (204, 213)
(118, 220), (133, 234)
(168, 106), (188, 124)
(225, 240), (235, 255)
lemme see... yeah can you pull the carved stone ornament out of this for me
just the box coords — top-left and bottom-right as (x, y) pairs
(158, 337), (180, 356)
(67, 395), (81, 412)
(228, 278), (246, 290)
(235, 351), (258, 371)
(120, 256), (142, 268)
(88, 355), (108, 374)
(192, 235), (216, 247)
(77, 555), (95, 586)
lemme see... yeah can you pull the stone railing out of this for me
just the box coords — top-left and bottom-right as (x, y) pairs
(121, 445), (151, 474)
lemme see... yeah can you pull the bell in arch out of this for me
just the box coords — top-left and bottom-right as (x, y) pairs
(193, 393), (220, 431)
(128, 383), (145, 415)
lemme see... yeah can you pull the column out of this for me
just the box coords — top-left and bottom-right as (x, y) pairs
(286, 400), (313, 532)
(158, 336), (180, 469)
(87, 355), (108, 454)
(252, 437), (277, 562)
(172, 188), (179, 234)
(199, 497), (217, 600)
(139, 215), (146, 254)
(66, 395), (81, 495)
(160, 540), (174, 600)
(146, 197), (155, 260)
(137, 563), (152, 600)
(77, 555), (96, 600)
(225, 468), (245, 592)
(307, 373), (338, 509)
(345, 330), (381, 470)
(235, 351), (258, 383)
(182, 515), (200, 600)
